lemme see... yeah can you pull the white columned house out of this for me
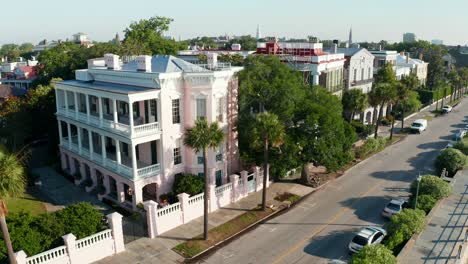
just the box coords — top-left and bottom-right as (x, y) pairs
(55, 54), (242, 210)
(335, 46), (376, 124)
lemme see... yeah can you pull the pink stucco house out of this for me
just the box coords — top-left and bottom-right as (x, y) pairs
(55, 54), (241, 210)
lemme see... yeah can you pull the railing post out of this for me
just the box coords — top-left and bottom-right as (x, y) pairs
(62, 233), (77, 264)
(15, 250), (27, 264)
(107, 212), (125, 254)
(230, 174), (239, 202)
(240, 170), (248, 198)
(144, 200), (158, 238)
(209, 185), (217, 212)
(254, 166), (262, 192)
(177, 193), (190, 223)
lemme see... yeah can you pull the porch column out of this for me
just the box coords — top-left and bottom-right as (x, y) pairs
(73, 92), (78, 118)
(85, 94), (90, 121)
(131, 143), (138, 178)
(98, 96), (103, 122)
(88, 130), (94, 160)
(64, 91), (69, 112)
(77, 127), (82, 154)
(67, 123), (72, 148)
(55, 89), (60, 110)
(116, 182), (125, 203)
(128, 100), (134, 136)
(132, 183), (143, 209)
(112, 99), (118, 128)
(57, 120), (63, 146)
(101, 135), (107, 165)
(103, 175), (111, 195)
(115, 140), (121, 164)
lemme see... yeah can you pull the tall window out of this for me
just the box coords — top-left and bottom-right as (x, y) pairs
(216, 143), (224, 162)
(173, 139), (182, 165)
(216, 97), (224, 122)
(353, 69), (357, 82)
(361, 68), (364, 81)
(172, 99), (180, 124)
(368, 67), (372, 79)
(150, 100), (157, 116)
(196, 98), (206, 119)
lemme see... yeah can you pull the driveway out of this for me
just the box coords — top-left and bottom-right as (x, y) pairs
(196, 98), (468, 264)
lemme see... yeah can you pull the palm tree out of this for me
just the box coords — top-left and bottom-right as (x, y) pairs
(368, 83), (397, 139)
(342, 89), (367, 122)
(252, 112), (285, 211)
(0, 151), (26, 264)
(183, 118), (224, 240)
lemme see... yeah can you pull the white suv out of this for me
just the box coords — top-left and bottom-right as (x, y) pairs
(382, 199), (408, 218)
(348, 226), (387, 253)
(442, 105), (453, 113)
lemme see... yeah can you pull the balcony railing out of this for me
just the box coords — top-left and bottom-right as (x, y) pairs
(61, 143), (160, 180)
(57, 108), (159, 138)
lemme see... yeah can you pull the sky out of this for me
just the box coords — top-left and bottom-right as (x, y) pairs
(2, 0), (467, 46)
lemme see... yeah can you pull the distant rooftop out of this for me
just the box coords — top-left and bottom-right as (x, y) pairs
(120, 55), (210, 73)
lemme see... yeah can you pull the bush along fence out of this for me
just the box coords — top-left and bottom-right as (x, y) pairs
(417, 87), (452, 105)
(14, 212), (125, 264)
(144, 167), (268, 238)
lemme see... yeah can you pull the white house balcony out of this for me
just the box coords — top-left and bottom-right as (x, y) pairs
(59, 125), (162, 181)
(56, 89), (161, 138)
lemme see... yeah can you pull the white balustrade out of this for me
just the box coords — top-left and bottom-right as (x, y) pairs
(156, 202), (181, 218)
(75, 229), (112, 250)
(25, 246), (67, 264)
(137, 164), (160, 178)
(188, 193), (204, 205)
(134, 122), (159, 135)
(215, 182), (233, 196)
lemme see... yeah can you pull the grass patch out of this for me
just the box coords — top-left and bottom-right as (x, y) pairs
(274, 192), (301, 203)
(4, 193), (47, 216)
(173, 207), (274, 258)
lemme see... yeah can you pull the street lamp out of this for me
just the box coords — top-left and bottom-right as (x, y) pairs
(414, 173), (422, 209)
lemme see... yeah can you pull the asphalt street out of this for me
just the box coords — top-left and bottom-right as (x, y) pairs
(196, 98), (468, 264)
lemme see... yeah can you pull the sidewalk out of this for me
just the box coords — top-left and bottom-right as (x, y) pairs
(398, 170), (468, 264)
(96, 182), (314, 264)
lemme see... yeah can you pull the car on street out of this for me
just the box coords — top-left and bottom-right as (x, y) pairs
(453, 129), (467, 141)
(348, 226), (387, 253)
(445, 142), (454, 149)
(410, 119), (428, 133)
(382, 199), (409, 218)
(465, 124), (468, 130)
(441, 105), (453, 113)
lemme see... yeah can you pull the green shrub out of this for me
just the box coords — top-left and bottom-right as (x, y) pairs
(173, 174), (205, 195)
(350, 244), (397, 264)
(351, 121), (375, 138)
(355, 137), (387, 158)
(0, 202), (105, 262)
(434, 148), (467, 177)
(453, 141), (468, 155)
(412, 194), (438, 214)
(410, 175), (452, 200)
(385, 209), (426, 252)
(380, 117), (391, 126)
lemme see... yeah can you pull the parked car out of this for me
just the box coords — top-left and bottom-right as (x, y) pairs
(348, 226), (387, 253)
(410, 119), (428, 133)
(465, 124), (468, 130)
(453, 129), (467, 141)
(445, 142), (454, 149)
(382, 199), (409, 218)
(441, 105), (453, 113)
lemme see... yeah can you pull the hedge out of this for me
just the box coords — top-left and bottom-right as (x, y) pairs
(173, 173), (205, 195)
(434, 148), (467, 177)
(384, 209), (426, 253)
(0, 202), (105, 262)
(355, 137), (387, 159)
(417, 87), (452, 105)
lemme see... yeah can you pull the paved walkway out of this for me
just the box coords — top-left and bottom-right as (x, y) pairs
(32, 166), (111, 213)
(399, 170), (468, 264)
(96, 182), (314, 264)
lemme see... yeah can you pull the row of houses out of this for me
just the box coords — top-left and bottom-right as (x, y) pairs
(55, 39), (430, 211)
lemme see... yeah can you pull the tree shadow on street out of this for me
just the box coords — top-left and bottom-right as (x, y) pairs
(416, 141), (447, 150)
(339, 196), (389, 225)
(302, 229), (353, 261)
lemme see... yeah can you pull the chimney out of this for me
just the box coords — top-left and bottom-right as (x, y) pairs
(331, 43), (338, 54)
(418, 53), (423, 60)
(400, 51), (404, 56)
(136, 55), (152, 72)
(406, 52), (410, 64)
(379, 45), (382, 51)
(104, 54), (120, 70)
(207, 53), (218, 67)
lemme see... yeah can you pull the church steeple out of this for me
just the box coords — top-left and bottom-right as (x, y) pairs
(348, 27), (353, 45)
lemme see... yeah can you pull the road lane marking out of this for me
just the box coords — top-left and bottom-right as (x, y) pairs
(270, 180), (383, 264)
